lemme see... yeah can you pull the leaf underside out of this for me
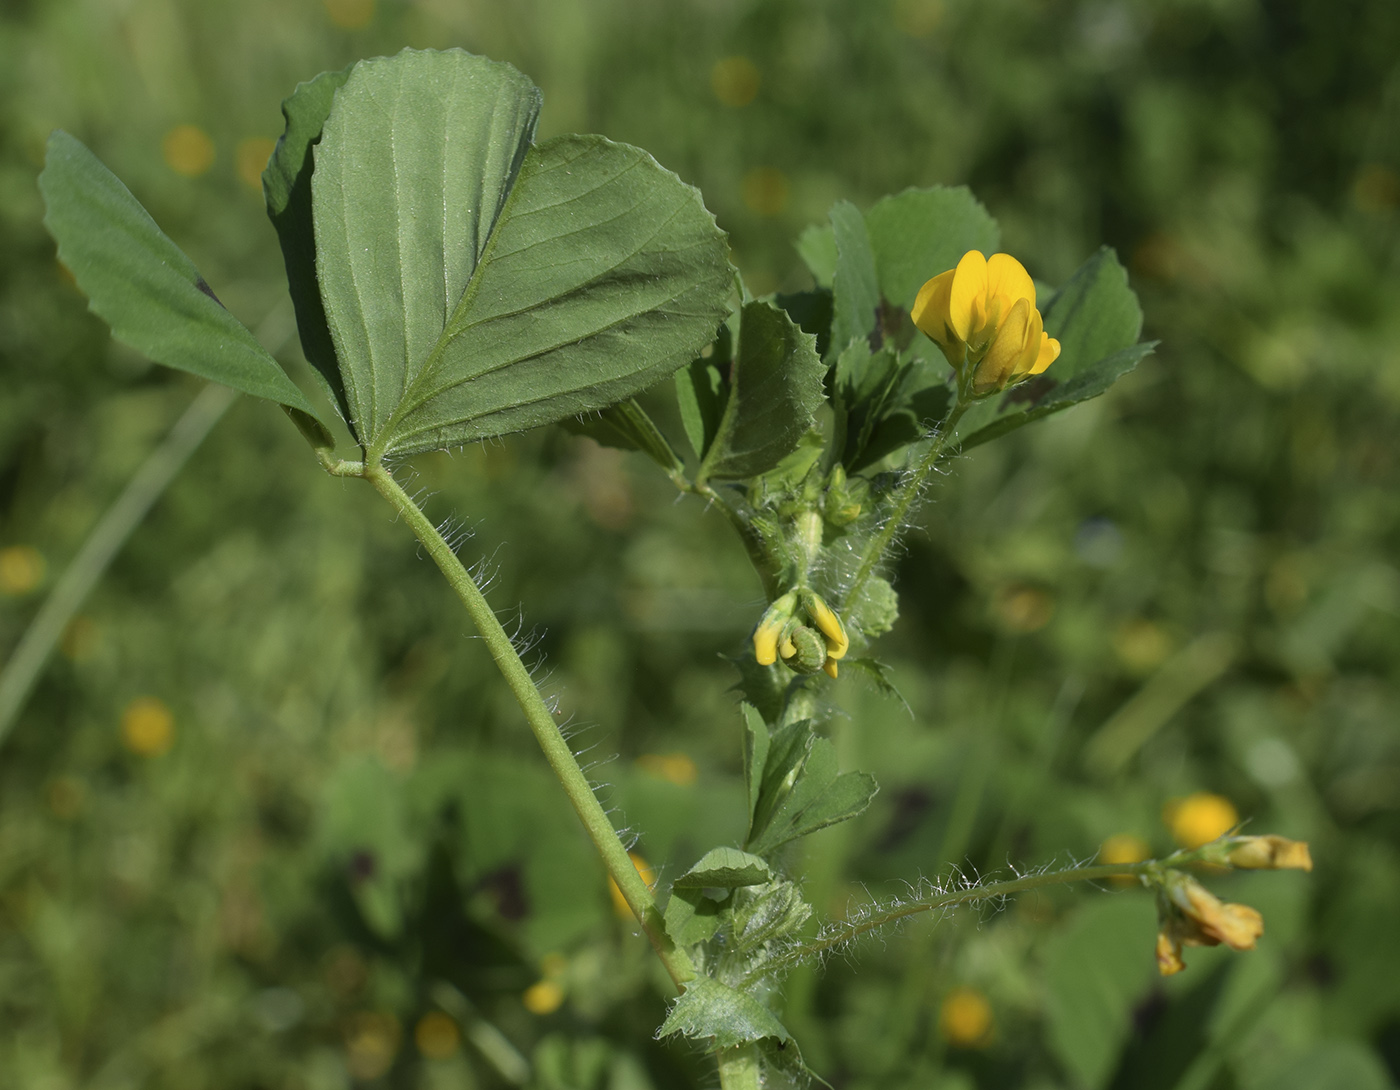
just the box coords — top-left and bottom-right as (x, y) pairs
(311, 48), (733, 459)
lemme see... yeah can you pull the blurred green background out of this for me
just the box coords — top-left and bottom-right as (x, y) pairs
(2, 0), (1399, 1087)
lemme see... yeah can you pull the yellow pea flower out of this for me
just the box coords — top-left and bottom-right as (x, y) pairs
(911, 250), (1060, 397)
(1153, 871), (1264, 976)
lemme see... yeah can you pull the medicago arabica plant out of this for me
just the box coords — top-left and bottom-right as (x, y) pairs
(38, 47), (1312, 1089)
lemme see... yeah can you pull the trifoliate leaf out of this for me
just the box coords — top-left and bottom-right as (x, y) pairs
(311, 48), (732, 459)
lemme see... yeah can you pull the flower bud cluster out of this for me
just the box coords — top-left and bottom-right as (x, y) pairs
(752, 589), (850, 679)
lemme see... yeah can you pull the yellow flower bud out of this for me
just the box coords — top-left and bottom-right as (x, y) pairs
(752, 591), (797, 667)
(803, 592), (849, 661)
(1223, 835), (1313, 872)
(911, 250), (1060, 398)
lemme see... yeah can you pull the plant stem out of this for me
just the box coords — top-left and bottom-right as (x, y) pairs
(746, 861), (1148, 987)
(716, 1043), (762, 1090)
(0, 382), (238, 749)
(841, 401), (967, 613)
(358, 462), (696, 988)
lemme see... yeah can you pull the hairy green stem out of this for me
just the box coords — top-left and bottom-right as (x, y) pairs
(842, 401), (967, 614)
(716, 1043), (762, 1090)
(357, 461), (696, 988)
(0, 382), (238, 749)
(746, 861), (1148, 987)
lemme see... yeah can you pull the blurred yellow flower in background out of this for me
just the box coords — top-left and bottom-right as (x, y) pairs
(324, 0), (375, 30)
(414, 1011), (459, 1059)
(939, 987), (993, 1047)
(608, 852), (656, 918)
(235, 137), (276, 189)
(120, 696), (174, 756)
(912, 250), (1060, 396)
(712, 56), (761, 107)
(0, 545), (45, 595)
(162, 124), (215, 178)
(1164, 792), (1238, 849)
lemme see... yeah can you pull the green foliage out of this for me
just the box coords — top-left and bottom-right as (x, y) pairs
(311, 50), (732, 459)
(6, 3), (1399, 1089)
(38, 132), (332, 447)
(694, 301), (825, 482)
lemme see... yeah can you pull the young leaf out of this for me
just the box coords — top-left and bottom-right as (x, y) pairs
(864, 186), (1000, 311)
(263, 64), (354, 424)
(829, 200), (880, 355)
(312, 48), (732, 459)
(747, 721), (879, 856)
(39, 131), (331, 443)
(952, 248), (1152, 453)
(663, 887), (724, 948)
(559, 399), (685, 476)
(697, 301), (825, 482)
(659, 978), (792, 1050)
(672, 847), (772, 889)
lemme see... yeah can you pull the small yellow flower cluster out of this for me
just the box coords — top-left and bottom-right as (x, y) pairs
(911, 251), (1061, 397)
(1150, 834), (1311, 976)
(752, 589), (849, 679)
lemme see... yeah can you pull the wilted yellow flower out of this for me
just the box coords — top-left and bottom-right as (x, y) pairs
(1222, 834), (1313, 872)
(1155, 929), (1187, 976)
(1164, 792), (1239, 849)
(1154, 871), (1263, 975)
(912, 250), (1060, 397)
(939, 987), (993, 1048)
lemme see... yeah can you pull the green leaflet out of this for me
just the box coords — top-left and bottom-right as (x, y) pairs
(663, 846), (773, 948)
(864, 185), (1000, 311)
(829, 200), (881, 356)
(311, 49), (732, 459)
(745, 716), (879, 857)
(263, 64), (354, 424)
(697, 301), (825, 482)
(558, 399), (684, 476)
(671, 847), (772, 889)
(953, 247), (1154, 452)
(658, 978), (792, 1051)
(39, 131), (332, 447)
